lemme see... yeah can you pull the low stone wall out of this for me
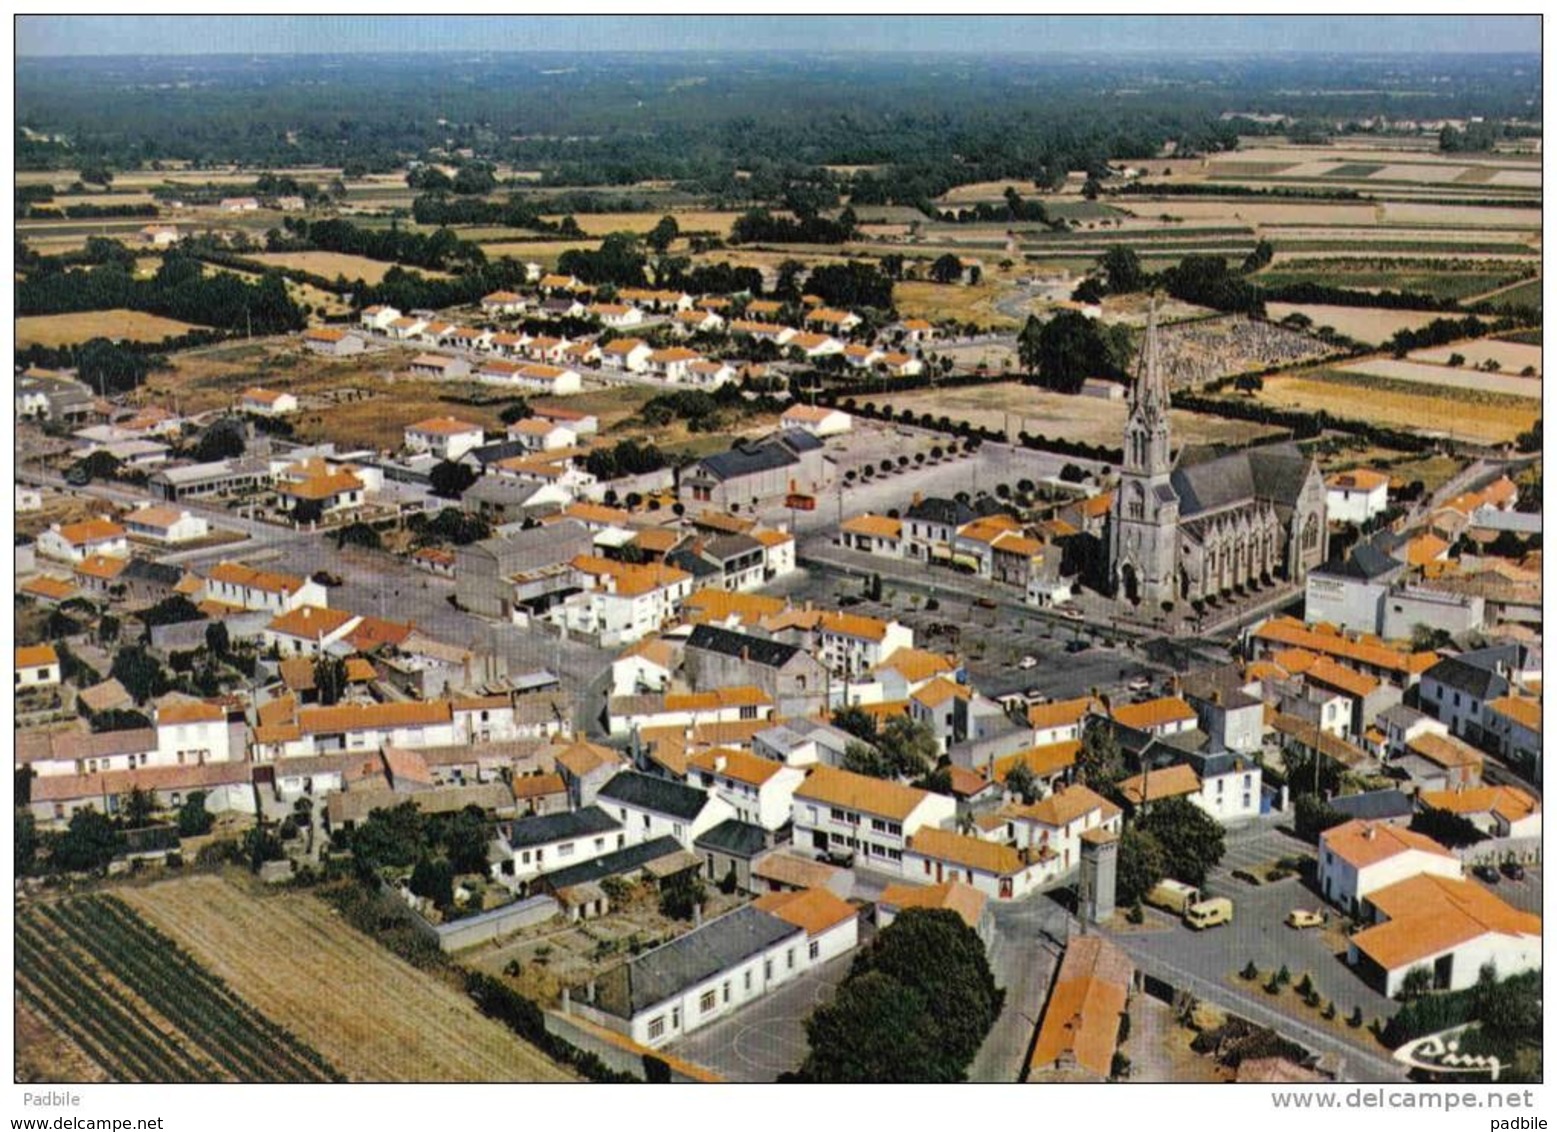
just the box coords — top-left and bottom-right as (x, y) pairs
(435, 894), (559, 952)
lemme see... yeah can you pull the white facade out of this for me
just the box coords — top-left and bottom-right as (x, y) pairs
(815, 619), (914, 679)
(1327, 478), (1389, 525)
(15, 654), (60, 690)
(124, 508), (210, 544)
(1190, 764), (1263, 823)
(554, 575), (695, 646)
(404, 422), (487, 462)
(37, 523), (129, 564)
(202, 571), (325, 614)
(600, 791), (732, 851)
(790, 774), (956, 874)
(359, 306), (402, 332)
(154, 711), (233, 766)
(1317, 827), (1463, 915)
(691, 756), (806, 831)
(16, 485), (43, 513)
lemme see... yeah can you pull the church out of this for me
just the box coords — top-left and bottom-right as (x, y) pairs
(1108, 305), (1329, 608)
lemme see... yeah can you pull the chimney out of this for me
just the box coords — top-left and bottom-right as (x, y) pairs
(741, 646), (750, 663)
(714, 753), (727, 774)
(586, 979), (597, 1003)
(561, 986), (571, 1014)
(1363, 826), (1376, 841)
(694, 902), (703, 927)
(912, 492), (924, 507)
(1212, 690), (1223, 705)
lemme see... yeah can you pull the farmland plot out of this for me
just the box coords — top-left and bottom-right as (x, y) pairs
(1406, 340), (1542, 377)
(16, 310), (210, 348)
(121, 875), (577, 1082)
(1264, 304), (1448, 346)
(16, 897), (341, 1083)
(1260, 372), (1537, 443)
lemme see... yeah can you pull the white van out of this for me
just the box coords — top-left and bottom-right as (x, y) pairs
(1185, 897), (1234, 930)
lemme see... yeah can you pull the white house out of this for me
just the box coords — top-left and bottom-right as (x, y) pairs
(569, 896), (854, 1048)
(302, 328), (365, 356)
(385, 316), (429, 341)
(685, 360), (737, 387)
(1108, 696), (1199, 739)
(1326, 470), (1391, 526)
(673, 309), (725, 336)
(154, 700), (233, 766)
(780, 404), (852, 438)
(595, 770), (734, 851)
(219, 197), (260, 212)
(359, 305), (402, 333)
(901, 827), (1048, 902)
(252, 700), (459, 761)
(507, 418), (577, 453)
(201, 561), (326, 614)
(589, 303), (645, 330)
(554, 556), (694, 646)
(1346, 873), (1541, 997)
(688, 748), (807, 831)
(609, 637), (678, 697)
(239, 387), (299, 416)
(262, 605), (363, 658)
(15, 645), (60, 691)
(495, 807), (626, 886)
(791, 765), (956, 873)
(404, 417), (487, 462)
(607, 687), (774, 739)
(37, 518), (129, 563)
(1416, 785), (1542, 840)
(839, 514), (904, 557)
(813, 611), (914, 679)
(123, 506), (209, 545)
(1001, 784), (1124, 884)
(649, 347), (704, 384)
(600, 338), (654, 373)
(481, 291), (528, 316)
(1316, 819), (1463, 917)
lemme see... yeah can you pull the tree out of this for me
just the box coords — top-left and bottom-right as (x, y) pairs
(177, 791), (215, 837)
(800, 971), (945, 1082)
(79, 163), (114, 187)
(194, 418), (246, 462)
(929, 253), (963, 285)
(1005, 763), (1041, 805)
(1117, 826), (1168, 906)
(1398, 966), (1434, 1002)
(110, 645), (169, 704)
(1017, 314), (1045, 376)
(90, 708), (153, 733)
(498, 399), (533, 425)
(1099, 246), (1144, 294)
(429, 460), (478, 500)
(1136, 796), (1225, 887)
(122, 786), (159, 830)
(1293, 792), (1348, 842)
(1030, 310), (1115, 394)
(334, 522), (383, 551)
(349, 801), (428, 873)
(1076, 719), (1126, 792)
(410, 856), (456, 909)
(441, 805), (492, 875)
(1082, 177), (1102, 200)
(313, 654), (348, 706)
(1410, 623), (1454, 652)
(16, 809), (38, 875)
(1234, 373), (1264, 395)
(50, 807), (125, 873)
(659, 869), (706, 921)
(831, 705), (879, 743)
(646, 215), (680, 255)
(204, 620), (230, 659)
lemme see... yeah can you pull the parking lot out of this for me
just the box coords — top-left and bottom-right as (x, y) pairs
(668, 950), (856, 1082)
(766, 562), (1173, 704)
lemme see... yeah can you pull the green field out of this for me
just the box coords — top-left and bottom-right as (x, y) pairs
(1256, 261), (1534, 303)
(1496, 327), (1542, 345)
(1325, 163), (1386, 178)
(1479, 279), (1543, 309)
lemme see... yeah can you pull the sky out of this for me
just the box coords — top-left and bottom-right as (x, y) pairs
(14, 15), (1543, 58)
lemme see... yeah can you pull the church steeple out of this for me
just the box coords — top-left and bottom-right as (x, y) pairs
(1125, 298), (1172, 478)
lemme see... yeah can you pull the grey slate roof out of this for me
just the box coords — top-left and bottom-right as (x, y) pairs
(686, 624), (802, 669)
(594, 904), (801, 1018)
(1329, 790), (1414, 822)
(1326, 542), (1403, 581)
(598, 770), (711, 821)
(697, 438), (798, 482)
(1423, 654), (1510, 701)
(534, 835), (687, 892)
(775, 428), (824, 454)
(1378, 704), (1432, 731)
(666, 549), (722, 579)
(1170, 442), (1314, 518)
(905, 496), (978, 528)
(694, 819), (770, 858)
(122, 558), (185, 587)
(463, 439), (530, 468)
(507, 806), (621, 849)
(704, 533), (764, 562)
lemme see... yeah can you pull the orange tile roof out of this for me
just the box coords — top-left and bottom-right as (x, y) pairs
(913, 676), (972, 709)
(1321, 819), (1456, 869)
(1486, 695), (1541, 733)
(303, 327), (349, 343)
(680, 590), (787, 626)
(752, 852), (845, 890)
(1117, 763), (1201, 806)
(1418, 785), (1539, 824)
(649, 347), (703, 364)
(157, 700), (225, 724)
(57, 518), (127, 545)
(1270, 648), (1318, 676)
(782, 404), (841, 423)
(125, 505), (189, 529)
(1010, 784), (1119, 829)
(1327, 469), (1391, 492)
(1351, 873), (1539, 973)
(990, 740), (1081, 784)
(878, 880), (987, 929)
(688, 747), (785, 787)
(266, 605), (358, 641)
(1405, 533), (1451, 568)
(907, 826), (1025, 876)
(817, 610), (894, 642)
(15, 644), (59, 669)
(794, 765), (934, 822)
(840, 513), (902, 540)
(1030, 936), (1132, 1079)
(1244, 660), (1290, 683)
(74, 554), (127, 581)
(1406, 731), (1484, 772)
(1305, 656), (1380, 699)
(873, 647), (954, 684)
(1027, 696), (1100, 732)
(408, 416), (483, 436)
(753, 887), (857, 936)
(617, 636), (677, 669)
(512, 772), (567, 800)
(1252, 617), (1437, 676)
(555, 740), (625, 778)
(21, 576), (77, 601)
(297, 700), (453, 735)
(206, 560), (307, 596)
(571, 554), (692, 598)
(752, 528), (792, 548)
(278, 470), (364, 501)
(663, 686), (771, 712)
(1109, 696), (1197, 732)
(790, 332), (837, 351)
(344, 616), (413, 652)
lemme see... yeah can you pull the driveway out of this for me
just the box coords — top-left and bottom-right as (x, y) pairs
(668, 950), (856, 1081)
(969, 894), (1075, 1082)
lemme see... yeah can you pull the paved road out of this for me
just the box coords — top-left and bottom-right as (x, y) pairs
(969, 895), (1076, 1082)
(667, 950), (856, 1082)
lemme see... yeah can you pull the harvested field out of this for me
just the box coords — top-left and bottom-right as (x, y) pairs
(1407, 340), (1542, 376)
(120, 875), (576, 1082)
(1263, 304), (1449, 345)
(540, 210), (739, 237)
(15, 1000), (109, 1085)
(17, 895), (341, 1083)
(1259, 372), (1536, 443)
(876, 383), (1283, 449)
(893, 279), (1022, 328)
(1489, 170), (1543, 188)
(1379, 202), (1542, 229)
(16, 309), (209, 348)
(1336, 357), (1539, 398)
(247, 251), (449, 284)
(1111, 200), (1381, 227)
(479, 239), (598, 263)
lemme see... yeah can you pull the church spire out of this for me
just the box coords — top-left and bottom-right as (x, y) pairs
(1125, 296), (1171, 477)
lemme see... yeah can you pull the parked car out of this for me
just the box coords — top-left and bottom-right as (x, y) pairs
(1499, 861), (1526, 881)
(1473, 864), (1501, 884)
(1064, 639), (1090, 654)
(311, 570), (343, 587)
(1127, 676), (1152, 693)
(974, 597), (998, 610)
(1017, 655), (1038, 670)
(1058, 606), (1084, 621)
(1286, 909), (1325, 930)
